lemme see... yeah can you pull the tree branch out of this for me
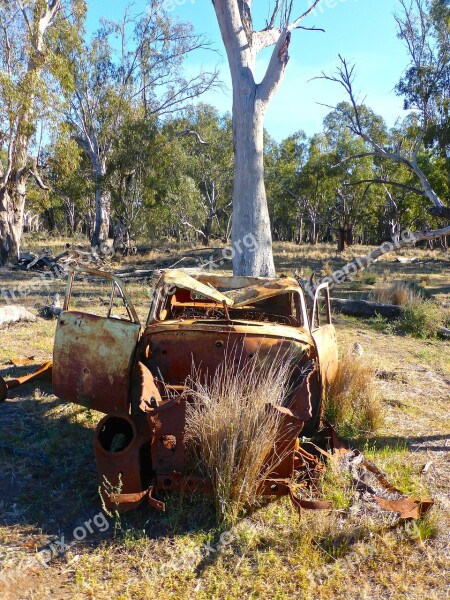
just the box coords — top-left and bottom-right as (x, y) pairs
(343, 179), (426, 196)
(321, 55), (449, 218)
(288, 0), (322, 30)
(180, 217), (207, 238)
(175, 130), (209, 144)
(257, 29), (291, 104)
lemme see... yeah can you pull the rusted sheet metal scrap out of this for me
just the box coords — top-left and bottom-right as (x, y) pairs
(0, 267), (432, 519)
(0, 362), (52, 403)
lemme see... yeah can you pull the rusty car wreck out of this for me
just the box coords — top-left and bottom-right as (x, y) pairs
(1, 267), (341, 513)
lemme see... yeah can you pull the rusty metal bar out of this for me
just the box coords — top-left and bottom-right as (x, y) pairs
(0, 362), (53, 403)
(311, 282), (332, 330)
(63, 267), (140, 324)
(107, 280), (115, 319)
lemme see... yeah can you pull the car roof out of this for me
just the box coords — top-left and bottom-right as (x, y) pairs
(156, 269), (301, 308)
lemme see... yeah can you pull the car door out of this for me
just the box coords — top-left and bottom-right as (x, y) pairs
(310, 282), (338, 391)
(52, 268), (141, 414)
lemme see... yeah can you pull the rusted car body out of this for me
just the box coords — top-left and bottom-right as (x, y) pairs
(2, 268), (339, 512)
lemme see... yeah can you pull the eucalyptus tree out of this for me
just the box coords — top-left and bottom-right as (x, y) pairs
(65, 1), (219, 248)
(212, 0), (322, 276)
(0, 0), (86, 264)
(323, 105), (387, 250)
(46, 124), (94, 235)
(396, 0), (450, 181)
(177, 104), (234, 244)
(297, 134), (336, 245)
(265, 130), (309, 242)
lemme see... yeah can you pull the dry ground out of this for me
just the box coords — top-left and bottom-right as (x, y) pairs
(0, 237), (448, 599)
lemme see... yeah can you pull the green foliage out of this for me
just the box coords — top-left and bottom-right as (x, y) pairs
(396, 0), (450, 167)
(0, 0), (448, 256)
(401, 302), (443, 339)
(58, 2), (219, 242)
(368, 314), (398, 335)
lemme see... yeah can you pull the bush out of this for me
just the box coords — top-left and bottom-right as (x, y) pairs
(325, 352), (383, 438)
(401, 301), (442, 339)
(184, 351), (295, 525)
(368, 313), (397, 335)
(360, 273), (377, 286)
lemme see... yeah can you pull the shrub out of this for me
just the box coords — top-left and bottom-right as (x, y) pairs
(360, 273), (377, 286)
(325, 352), (383, 438)
(184, 351), (295, 525)
(401, 301), (442, 339)
(368, 313), (397, 335)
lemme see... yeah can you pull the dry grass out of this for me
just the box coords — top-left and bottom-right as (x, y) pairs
(370, 281), (422, 306)
(368, 281), (445, 339)
(184, 351), (295, 525)
(325, 351), (383, 438)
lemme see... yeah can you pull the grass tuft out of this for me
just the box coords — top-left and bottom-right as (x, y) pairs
(320, 462), (354, 510)
(325, 352), (383, 438)
(370, 281), (422, 306)
(368, 313), (398, 335)
(184, 351), (295, 526)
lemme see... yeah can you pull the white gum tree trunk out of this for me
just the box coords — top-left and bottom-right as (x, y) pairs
(231, 86), (274, 275)
(212, 0), (321, 276)
(92, 156), (111, 248)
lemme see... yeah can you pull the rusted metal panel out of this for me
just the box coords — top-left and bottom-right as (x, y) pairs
(53, 311), (140, 413)
(131, 361), (162, 413)
(0, 361), (52, 402)
(94, 412), (154, 512)
(147, 396), (186, 475)
(4, 267), (348, 516)
(0, 377), (7, 402)
(311, 324), (339, 390)
(143, 325), (311, 387)
(148, 271), (310, 327)
(160, 270), (234, 305)
(145, 319), (314, 344)
(194, 273), (271, 290)
(226, 278), (301, 306)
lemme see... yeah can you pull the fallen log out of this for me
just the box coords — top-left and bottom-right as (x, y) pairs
(0, 305), (37, 328)
(331, 298), (403, 319)
(331, 298), (450, 339)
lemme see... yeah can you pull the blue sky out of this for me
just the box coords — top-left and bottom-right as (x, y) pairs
(86, 0), (411, 141)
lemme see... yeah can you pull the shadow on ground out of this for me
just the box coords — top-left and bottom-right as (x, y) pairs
(0, 362), (219, 553)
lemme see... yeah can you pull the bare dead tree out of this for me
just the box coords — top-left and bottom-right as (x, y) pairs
(308, 53), (450, 290)
(319, 56), (450, 220)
